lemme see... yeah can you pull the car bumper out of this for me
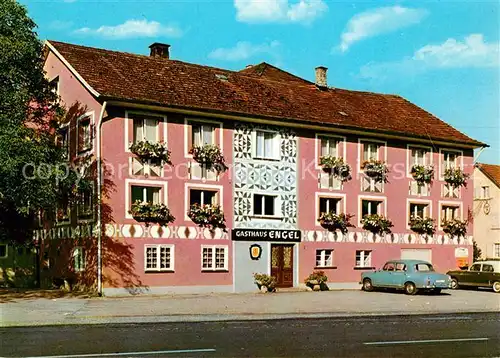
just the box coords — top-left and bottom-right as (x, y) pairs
(419, 283), (451, 289)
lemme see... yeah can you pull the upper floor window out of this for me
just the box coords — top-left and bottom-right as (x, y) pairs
(254, 130), (279, 160)
(78, 185), (94, 218)
(319, 136), (339, 158)
(410, 147), (428, 167)
(409, 202), (430, 219)
(57, 126), (69, 159)
(362, 142), (380, 162)
(78, 117), (92, 152)
(442, 150), (458, 170)
(253, 194), (277, 216)
(361, 200), (381, 217)
(133, 117), (158, 144)
(131, 185), (161, 205)
(190, 188), (218, 206)
(476, 186), (490, 199)
(192, 123), (214, 147)
(441, 205), (459, 224)
(319, 197), (341, 215)
(49, 76), (59, 105)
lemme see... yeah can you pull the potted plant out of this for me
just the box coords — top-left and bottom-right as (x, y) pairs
(411, 164), (434, 186)
(187, 203), (227, 232)
(444, 168), (469, 188)
(253, 273), (277, 292)
(129, 141), (172, 166)
(442, 218), (468, 238)
(319, 156), (352, 183)
(361, 160), (389, 183)
(304, 271), (329, 291)
(129, 200), (175, 227)
(409, 216), (436, 236)
(189, 144), (228, 173)
(318, 212), (354, 234)
(361, 214), (393, 236)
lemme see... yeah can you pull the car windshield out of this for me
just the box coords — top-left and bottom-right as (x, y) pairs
(415, 263), (434, 272)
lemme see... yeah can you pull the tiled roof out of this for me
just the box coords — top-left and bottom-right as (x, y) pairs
(48, 40), (484, 147)
(477, 163), (500, 188)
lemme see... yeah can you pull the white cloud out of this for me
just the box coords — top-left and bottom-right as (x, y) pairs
(74, 19), (182, 39)
(49, 20), (73, 30)
(209, 41), (280, 61)
(359, 34), (499, 80)
(339, 6), (428, 52)
(234, 0), (327, 24)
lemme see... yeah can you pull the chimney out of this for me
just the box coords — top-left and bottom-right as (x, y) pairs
(149, 43), (170, 59)
(315, 66), (328, 88)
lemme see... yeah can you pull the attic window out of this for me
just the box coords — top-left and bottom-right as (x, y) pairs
(215, 74), (228, 82)
(338, 111), (348, 117)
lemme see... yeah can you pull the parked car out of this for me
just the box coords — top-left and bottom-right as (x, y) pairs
(360, 259), (452, 295)
(447, 260), (500, 293)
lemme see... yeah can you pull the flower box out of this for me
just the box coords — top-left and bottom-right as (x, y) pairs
(253, 273), (277, 292)
(444, 168), (469, 188)
(361, 160), (389, 183)
(129, 201), (175, 227)
(304, 271), (329, 291)
(189, 144), (228, 173)
(319, 156), (352, 183)
(411, 164), (434, 186)
(318, 213), (354, 234)
(361, 214), (393, 235)
(187, 203), (227, 232)
(129, 141), (172, 166)
(409, 216), (436, 236)
(442, 218), (467, 238)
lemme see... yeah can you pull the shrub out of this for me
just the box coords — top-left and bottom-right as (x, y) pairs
(409, 216), (436, 236)
(361, 214), (393, 235)
(411, 164), (434, 186)
(253, 273), (276, 292)
(187, 203), (227, 232)
(442, 218), (468, 238)
(129, 141), (172, 166)
(319, 156), (352, 183)
(318, 212), (354, 234)
(361, 160), (389, 183)
(129, 201), (175, 227)
(444, 168), (469, 188)
(189, 144), (228, 173)
(304, 270), (329, 291)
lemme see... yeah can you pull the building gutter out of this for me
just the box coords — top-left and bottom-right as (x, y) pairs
(105, 99), (487, 150)
(96, 101), (107, 296)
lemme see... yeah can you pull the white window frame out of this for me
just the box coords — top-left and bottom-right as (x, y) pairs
(358, 195), (387, 227)
(76, 112), (94, 154)
(144, 244), (175, 272)
(73, 247), (85, 272)
(315, 193), (346, 227)
(406, 199), (432, 229)
(358, 139), (387, 174)
(406, 144), (432, 177)
(125, 111), (167, 152)
(315, 134), (346, 170)
(438, 201), (463, 230)
(481, 186), (490, 199)
(494, 243), (500, 258)
(184, 183), (223, 221)
(355, 250), (372, 268)
(316, 249), (334, 268)
(252, 129), (280, 161)
(439, 148), (463, 179)
(0, 244), (8, 259)
(184, 118), (223, 158)
(125, 179), (168, 219)
(252, 193), (280, 218)
(77, 183), (94, 219)
(201, 245), (228, 271)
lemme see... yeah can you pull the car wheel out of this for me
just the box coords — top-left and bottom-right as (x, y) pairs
(450, 278), (459, 289)
(493, 281), (500, 293)
(362, 278), (374, 292)
(404, 282), (418, 295)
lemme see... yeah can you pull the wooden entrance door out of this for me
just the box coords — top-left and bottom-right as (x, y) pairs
(271, 244), (294, 287)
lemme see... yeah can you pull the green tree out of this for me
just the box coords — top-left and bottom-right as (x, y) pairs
(473, 240), (482, 262)
(0, 0), (73, 244)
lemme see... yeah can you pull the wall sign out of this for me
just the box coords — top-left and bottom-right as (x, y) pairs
(249, 244), (262, 260)
(232, 229), (301, 242)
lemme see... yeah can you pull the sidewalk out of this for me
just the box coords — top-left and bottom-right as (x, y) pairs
(1, 289), (499, 327)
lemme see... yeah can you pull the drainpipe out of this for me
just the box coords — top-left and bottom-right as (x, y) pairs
(96, 101), (107, 296)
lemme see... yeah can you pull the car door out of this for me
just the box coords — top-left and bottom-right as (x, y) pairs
(480, 264), (495, 287)
(373, 262), (394, 287)
(391, 263), (408, 288)
(465, 263), (482, 286)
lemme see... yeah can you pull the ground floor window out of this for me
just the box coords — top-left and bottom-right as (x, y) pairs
(202, 245), (228, 271)
(355, 250), (372, 268)
(73, 247), (85, 272)
(494, 243), (500, 258)
(144, 244), (174, 272)
(316, 249), (334, 268)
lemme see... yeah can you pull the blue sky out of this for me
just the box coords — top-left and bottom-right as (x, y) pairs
(22, 0), (499, 164)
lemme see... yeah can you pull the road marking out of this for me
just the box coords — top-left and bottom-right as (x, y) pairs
(364, 338), (489, 345)
(16, 348), (216, 358)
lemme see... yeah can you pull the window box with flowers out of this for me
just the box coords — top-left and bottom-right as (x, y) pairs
(361, 160), (389, 183)
(304, 270), (329, 291)
(189, 144), (228, 174)
(444, 168), (469, 188)
(319, 156), (352, 183)
(253, 273), (277, 293)
(318, 212), (354, 234)
(129, 201), (175, 227)
(409, 216), (436, 236)
(129, 141), (172, 166)
(442, 218), (468, 238)
(361, 214), (393, 236)
(411, 164), (434, 186)
(187, 203), (227, 232)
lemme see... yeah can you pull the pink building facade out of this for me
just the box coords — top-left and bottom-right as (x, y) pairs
(36, 41), (480, 295)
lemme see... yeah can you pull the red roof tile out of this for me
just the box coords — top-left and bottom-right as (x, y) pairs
(478, 163), (500, 188)
(48, 40), (484, 147)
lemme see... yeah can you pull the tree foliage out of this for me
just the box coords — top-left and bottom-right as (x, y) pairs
(0, 0), (71, 244)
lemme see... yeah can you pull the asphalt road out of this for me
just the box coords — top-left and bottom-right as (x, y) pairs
(1, 313), (499, 358)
